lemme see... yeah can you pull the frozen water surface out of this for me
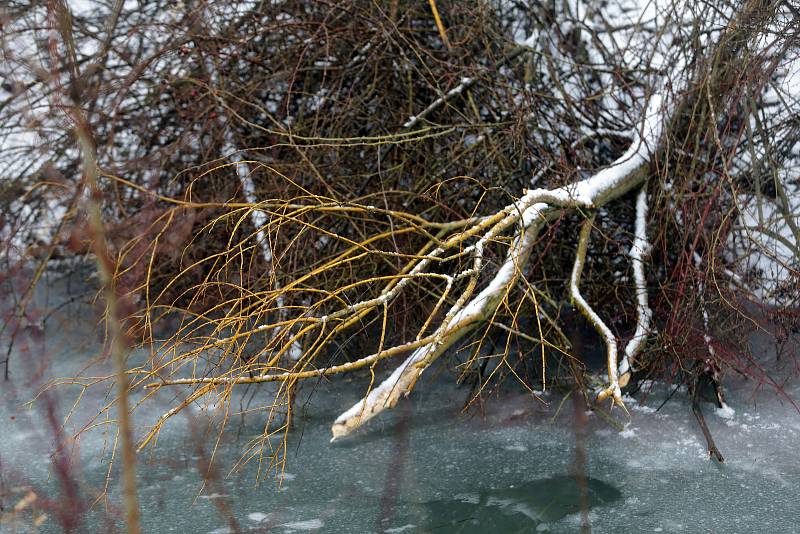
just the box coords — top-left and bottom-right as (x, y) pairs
(1, 273), (798, 533)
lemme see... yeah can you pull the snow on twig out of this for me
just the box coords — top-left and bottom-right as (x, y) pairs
(403, 77), (474, 129)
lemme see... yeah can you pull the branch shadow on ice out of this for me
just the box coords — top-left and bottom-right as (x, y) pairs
(397, 475), (622, 533)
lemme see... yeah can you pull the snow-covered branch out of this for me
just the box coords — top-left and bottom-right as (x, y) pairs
(330, 92), (670, 438)
(619, 185), (652, 381)
(570, 214), (624, 407)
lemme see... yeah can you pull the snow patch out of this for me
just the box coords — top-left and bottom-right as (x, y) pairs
(715, 403), (736, 420)
(279, 518), (324, 531)
(385, 525), (416, 533)
(248, 512), (269, 522)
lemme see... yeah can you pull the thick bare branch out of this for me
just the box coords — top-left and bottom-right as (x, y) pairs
(619, 185), (652, 383)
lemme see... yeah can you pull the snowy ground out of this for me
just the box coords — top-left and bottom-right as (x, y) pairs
(1, 272), (798, 533)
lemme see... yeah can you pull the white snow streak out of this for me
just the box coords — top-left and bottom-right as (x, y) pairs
(620, 185), (652, 376)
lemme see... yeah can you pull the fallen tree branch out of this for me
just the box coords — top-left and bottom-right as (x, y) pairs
(330, 93), (668, 439)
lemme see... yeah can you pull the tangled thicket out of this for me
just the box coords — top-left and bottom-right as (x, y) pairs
(2, 0), (799, 476)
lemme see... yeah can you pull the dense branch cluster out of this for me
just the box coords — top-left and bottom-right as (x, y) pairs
(1, 0), (799, 474)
